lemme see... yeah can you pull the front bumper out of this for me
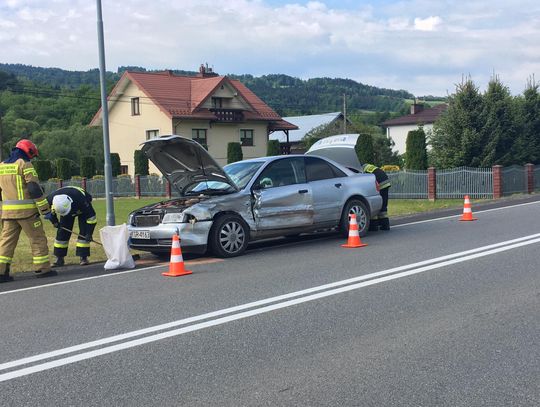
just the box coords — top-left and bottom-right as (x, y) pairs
(128, 221), (213, 254)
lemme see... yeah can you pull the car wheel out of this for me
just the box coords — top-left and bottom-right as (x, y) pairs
(340, 199), (370, 237)
(210, 214), (249, 258)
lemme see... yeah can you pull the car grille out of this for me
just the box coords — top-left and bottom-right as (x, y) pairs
(134, 215), (161, 227)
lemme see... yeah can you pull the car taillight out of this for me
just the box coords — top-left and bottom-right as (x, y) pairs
(375, 181), (380, 192)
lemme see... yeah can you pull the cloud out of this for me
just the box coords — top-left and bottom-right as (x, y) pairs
(0, 0), (539, 96)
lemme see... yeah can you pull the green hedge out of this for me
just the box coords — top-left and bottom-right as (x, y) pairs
(134, 150), (149, 175)
(227, 142), (243, 164)
(266, 140), (281, 156)
(56, 158), (71, 180)
(80, 156), (96, 178)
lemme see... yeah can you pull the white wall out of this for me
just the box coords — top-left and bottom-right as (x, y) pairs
(386, 123), (434, 154)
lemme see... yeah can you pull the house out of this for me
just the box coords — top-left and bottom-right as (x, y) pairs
(90, 65), (297, 175)
(269, 112), (350, 154)
(382, 103), (447, 154)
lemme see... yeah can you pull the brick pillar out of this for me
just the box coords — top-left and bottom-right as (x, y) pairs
(492, 165), (503, 199)
(526, 163), (534, 194)
(82, 177), (87, 191)
(135, 175), (141, 199)
(166, 180), (172, 199)
(428, 167), (437, 201)
(59, 179), (63, 188)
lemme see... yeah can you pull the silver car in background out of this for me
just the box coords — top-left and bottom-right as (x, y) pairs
(128, 135), (382, 257)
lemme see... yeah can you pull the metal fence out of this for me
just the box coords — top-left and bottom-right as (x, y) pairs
(501, 165), (527, 196)
(39, 165), (538, 200)
(437, 167), (493, 199)
(388, 170), (428, 198)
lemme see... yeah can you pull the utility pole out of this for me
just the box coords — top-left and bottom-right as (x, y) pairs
(343, 93), (347, 134)
(96, 0), (115, 225)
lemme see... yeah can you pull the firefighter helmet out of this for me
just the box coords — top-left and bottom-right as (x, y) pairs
(52, 194), (73, 217)
(16, 139), (39, 159)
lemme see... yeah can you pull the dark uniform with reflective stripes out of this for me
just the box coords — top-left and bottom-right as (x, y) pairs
(363, 164), (391, 230)
(47, 186), (97, 259)
(0, 154), (52, 279)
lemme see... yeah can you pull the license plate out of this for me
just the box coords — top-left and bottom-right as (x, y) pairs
(131, 230), (150, 239)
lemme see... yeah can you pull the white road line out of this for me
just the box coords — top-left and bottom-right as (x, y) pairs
(1, 233), (539, 382)
(1, 199), (539, 296)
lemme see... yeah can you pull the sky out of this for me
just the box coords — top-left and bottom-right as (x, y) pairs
(1, 0), (539, 97)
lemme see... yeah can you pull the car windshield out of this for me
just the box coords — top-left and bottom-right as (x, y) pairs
(184, 161), (264, 195)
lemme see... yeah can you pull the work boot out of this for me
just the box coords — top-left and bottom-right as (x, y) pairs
(35, 269), (58, 279)
(79, 257), (89, 266)
(52, 256), (65, 267)
(368, 219), (379, 232)
(379, 217), (390, 231)
(0, 265), (14, 283)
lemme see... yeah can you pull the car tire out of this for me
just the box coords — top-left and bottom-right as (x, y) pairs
(339, 199), (370, 238)
(209, 214), (250, 258)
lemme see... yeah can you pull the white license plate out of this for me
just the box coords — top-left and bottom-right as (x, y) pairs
(131, 230), (150, 239)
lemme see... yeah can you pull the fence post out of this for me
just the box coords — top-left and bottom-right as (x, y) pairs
(82, 177), (87, 191)
(428, 167), (437, 201)
(166, 180), (172, 199)
(135, 175), (141, 199)
(492, 165), (503, 199)
(58, 179), (63, 189)
(526, 163), (534, 194)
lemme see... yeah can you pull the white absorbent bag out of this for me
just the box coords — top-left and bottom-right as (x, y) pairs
(99, 224), (136, 270)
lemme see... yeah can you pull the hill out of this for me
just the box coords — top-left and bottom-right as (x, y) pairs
(0, 63), (414, 115)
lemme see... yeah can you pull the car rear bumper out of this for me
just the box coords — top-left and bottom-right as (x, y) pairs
(365, 195), (383, 217)
(128, 221), (212, 254)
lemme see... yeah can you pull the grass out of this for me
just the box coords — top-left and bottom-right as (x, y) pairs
(4, 197), (471, 274)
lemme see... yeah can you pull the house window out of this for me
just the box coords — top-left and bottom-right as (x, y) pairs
(240, 129), (254, 146)
(131, 97), (140, 115)
(146, 129), (159, 140)
(192, 129), (207, 147)
(212, 97), (223, 109)
(120, 165), (129, 175)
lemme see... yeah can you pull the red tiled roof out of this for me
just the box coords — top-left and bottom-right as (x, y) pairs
(383, 104), (448, 126)
(91, 70), (296, 131)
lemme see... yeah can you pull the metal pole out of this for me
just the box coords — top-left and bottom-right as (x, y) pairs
(96, 0), (115, 225)
(343, 93), (347, 134)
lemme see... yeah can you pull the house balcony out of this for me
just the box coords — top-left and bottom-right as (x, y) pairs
(210, 109), (244, 122)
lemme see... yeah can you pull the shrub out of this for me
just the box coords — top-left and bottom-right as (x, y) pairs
(80, 156), (96, 178)
(266, 140), (281, 156)
(110, 153), (121, 177)
(56, 158), (71, 180)
(405, 128), (428, 170)
(381, 165), (400, 172)
(33, 159), (54, 181)
(227, 142), (243, 164)
(355, 133), (375, 164)
(134, 150), (149, 176)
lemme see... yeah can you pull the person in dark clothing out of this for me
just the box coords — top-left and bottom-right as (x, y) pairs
(46, 186), (97, 266)
(362, 164), (391, 231)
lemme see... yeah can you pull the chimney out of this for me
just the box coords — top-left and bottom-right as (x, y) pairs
(410, 101), (424, 115)
(197, 63), (219, 78)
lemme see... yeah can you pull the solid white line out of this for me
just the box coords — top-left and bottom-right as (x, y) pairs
(1, 235), (539, 383)
(392, 199), (540, 228)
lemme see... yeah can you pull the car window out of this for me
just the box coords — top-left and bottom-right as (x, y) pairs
(255, 158), (305, 189)
(223, 161), (265, 189)
(305, 157), (345, 181)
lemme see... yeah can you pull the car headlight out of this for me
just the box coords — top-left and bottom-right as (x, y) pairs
(162, 213), (185, 223)
(127, 213), (134, 225)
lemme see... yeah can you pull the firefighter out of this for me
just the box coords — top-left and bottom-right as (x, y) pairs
(362, 163), (391, 231)
(0, 139), (56, 283)
(46, 186), (97, 266)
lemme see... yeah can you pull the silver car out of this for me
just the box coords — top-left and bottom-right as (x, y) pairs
(128, 135), (382, 257)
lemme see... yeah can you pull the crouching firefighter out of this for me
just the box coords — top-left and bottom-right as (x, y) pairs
(362, 163), (391, 231)
(46, 186), (97, 266)
(0, 139), (56, 283)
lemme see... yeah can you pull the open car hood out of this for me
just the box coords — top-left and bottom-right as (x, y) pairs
(141, 135), (238, 195)
(305, 134), (363, 170)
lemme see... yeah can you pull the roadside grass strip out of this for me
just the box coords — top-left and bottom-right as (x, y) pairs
(1, 232), (540, 383)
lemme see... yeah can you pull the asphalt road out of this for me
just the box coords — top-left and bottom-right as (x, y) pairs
(1, 196), (539, 406)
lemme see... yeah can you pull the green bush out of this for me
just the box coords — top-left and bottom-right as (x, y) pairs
(56, 158), (71, 180)
(405, 128), (428, 170)
(227, 142), (243, 164)
(33, 159), (53, 181)
(355, 133), (375, 165)
(80, 156), (96, 178)
(267, 140), (281, 156)
(110, 153), (121, 177)
(134, 150), (149, 176)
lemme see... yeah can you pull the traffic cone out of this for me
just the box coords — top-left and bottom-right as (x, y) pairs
(459, 195), (477, 221)
(162, 234), (192, 277)
(341, 214), (368, 248)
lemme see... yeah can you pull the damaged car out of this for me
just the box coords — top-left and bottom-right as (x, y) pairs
(128, 135), (382, 258)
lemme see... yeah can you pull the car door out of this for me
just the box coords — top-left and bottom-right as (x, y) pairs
(251, 157), (313, 230)
(305, 156), (348, 224)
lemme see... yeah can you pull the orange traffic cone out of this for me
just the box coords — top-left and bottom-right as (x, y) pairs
(459, 195), (477, 221)
(341, 214), (368, 248)
(162, 234), (192, 277)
